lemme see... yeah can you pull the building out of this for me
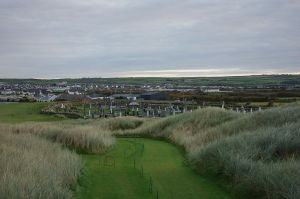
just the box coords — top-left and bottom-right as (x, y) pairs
(203, 88), (220, 93)
(87, 94), (105, 100)
(37, 95), (57, 102)
(55, 94), (91, 102)
(110, 94), (139, 101)
(140, 92), (169, 100)
(129, 101), (139, 106)
(67, 87), (86, 95)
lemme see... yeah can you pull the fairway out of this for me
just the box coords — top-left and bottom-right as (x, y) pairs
(0, 103), (65, 123)
(77, 138), (232, 199)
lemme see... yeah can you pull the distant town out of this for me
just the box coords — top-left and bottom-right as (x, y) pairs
(1, 75), (300, 118)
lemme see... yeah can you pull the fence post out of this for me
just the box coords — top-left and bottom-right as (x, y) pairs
(156, 191), (159, 199)
(141, 143), (144, 155)
(149, 176), (153, 193)
(140, 165), (143, 177)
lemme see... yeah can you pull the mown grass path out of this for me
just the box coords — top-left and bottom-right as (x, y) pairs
(0, 102), (64, 123)
(76, 138), (232, 199)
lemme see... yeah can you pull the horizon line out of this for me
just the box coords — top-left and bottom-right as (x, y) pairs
(0, 73), (300, 80)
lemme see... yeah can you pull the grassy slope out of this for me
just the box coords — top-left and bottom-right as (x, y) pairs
(0, 103), (65, 123)
(76, 138), (232, 199)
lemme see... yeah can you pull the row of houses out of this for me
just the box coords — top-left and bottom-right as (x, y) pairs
(35, 92), (170, 102)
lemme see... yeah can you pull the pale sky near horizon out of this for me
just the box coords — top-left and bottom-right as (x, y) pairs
(0, 0), (299, 78)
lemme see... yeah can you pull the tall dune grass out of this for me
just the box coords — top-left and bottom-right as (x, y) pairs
(190, 105), (300, 151)
(104, 117), (144, 131)
(190, 123), (300, 199)
(122, 107), (239, 149)
(0, 123), (114, 153)
(2, 104), (299, 198)
(0, 131), (81, 199)
(119, 104), (300, 198)
(0, 117), (144, 154)
(0, 111), (146, 198)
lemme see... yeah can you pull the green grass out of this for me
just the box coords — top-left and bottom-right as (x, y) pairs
(0, 103), (66, 123)
(76, 138), (232, 199)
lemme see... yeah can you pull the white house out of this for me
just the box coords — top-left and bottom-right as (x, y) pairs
(37, 95), (57, 102)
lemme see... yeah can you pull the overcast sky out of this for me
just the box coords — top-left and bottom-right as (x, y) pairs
(0, 0), (299, 78)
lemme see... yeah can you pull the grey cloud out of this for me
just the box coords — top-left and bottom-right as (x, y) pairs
(0, 0), (299, 78)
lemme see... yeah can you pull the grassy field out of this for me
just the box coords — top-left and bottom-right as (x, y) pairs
(76, 138), (232, 199)
(1, 102), (300, 199)
(0, 102), (65, 123)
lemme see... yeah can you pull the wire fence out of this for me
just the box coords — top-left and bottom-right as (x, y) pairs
(98, 138), (166, 199)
